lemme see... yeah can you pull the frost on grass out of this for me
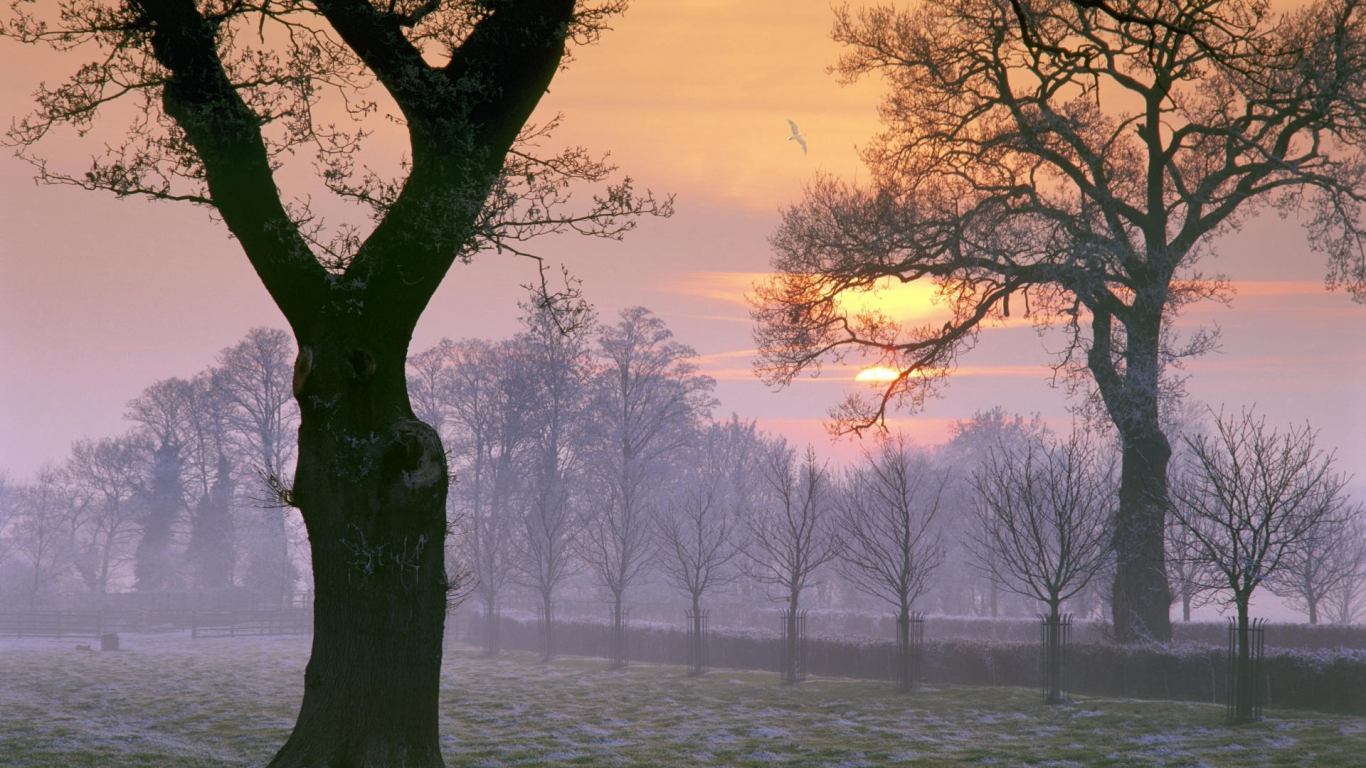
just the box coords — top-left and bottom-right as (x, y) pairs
(0, 634), (1363, 767)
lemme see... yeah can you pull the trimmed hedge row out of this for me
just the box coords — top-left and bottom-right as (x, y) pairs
(462, 613), (1366, 715)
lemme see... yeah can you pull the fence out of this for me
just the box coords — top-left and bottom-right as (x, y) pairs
(685, 609), (709, 676)
(190, 610), (312, 638)
(1227, 618), (1267, 721)
(1040, 614), (1073, 704)
(896, 613), (926, 692)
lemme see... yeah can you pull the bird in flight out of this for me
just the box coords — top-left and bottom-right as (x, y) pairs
(787, 119), (808, 155)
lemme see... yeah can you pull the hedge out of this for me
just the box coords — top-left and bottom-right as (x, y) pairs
(458, 612), (1366, 715)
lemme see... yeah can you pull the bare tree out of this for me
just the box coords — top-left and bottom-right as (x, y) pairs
(126, 377), (194, 592)
(510, 295), (594, 661)
(1269, 502), (1365, 625)
(7, 0), (669, 760)
(969, 430), (1114, 704)
(1165, 513), (1215, 623)
(935, 409), (1051, 617)
(13, 465), (77, 609)
(67, 436), (147, 595)
(835, 436), (946, 690)
(218, 328), (300, 604)
(1323, 515), (1366, 625)
(581, 307), (716, 667)
(1170, 408), (1351, 721)
(744, 441), (841, 684)
(657, 417), (759, 672)
(752, 0), (1366, 643)
(439, 338), (536, 655)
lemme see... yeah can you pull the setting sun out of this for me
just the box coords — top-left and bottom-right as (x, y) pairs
(855, 366), (903, 382)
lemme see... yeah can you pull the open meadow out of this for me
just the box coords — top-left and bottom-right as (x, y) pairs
(0, 634), (1363, 767)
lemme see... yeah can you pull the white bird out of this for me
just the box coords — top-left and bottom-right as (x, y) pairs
(787, 119), (808, 155)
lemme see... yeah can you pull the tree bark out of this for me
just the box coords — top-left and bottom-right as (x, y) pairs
(268, 332), (449, 768)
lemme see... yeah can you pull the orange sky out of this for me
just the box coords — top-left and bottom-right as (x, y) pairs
(1, 0), (1363, 479)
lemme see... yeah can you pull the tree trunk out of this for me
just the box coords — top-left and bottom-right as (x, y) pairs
(784, 592), (801, 685)
(1182, 592), (1192, 623)
(1045, 602), (1063, 705)
(689, 593), (704, 677)
(482, 593), (499, 656)
(610, 591), (626, 669)
(1234, 598), (1254, 723)
(1308, 598), (1318, 626)
(896, 605), (912, 693)
(540, 587), (555, 663)
(267, 336), (449, 768)
(1111, 425), (1173, 643)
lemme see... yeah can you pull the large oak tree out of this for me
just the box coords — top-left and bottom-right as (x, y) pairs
(6, 1), (666, 764)
(752, 0), (1366, 642)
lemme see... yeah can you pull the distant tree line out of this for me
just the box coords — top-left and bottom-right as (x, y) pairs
(1, 300), (1361, 665)
(0, 328), (302, 607)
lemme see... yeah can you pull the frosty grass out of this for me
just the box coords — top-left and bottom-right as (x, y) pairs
(0, 634), (1362, 767)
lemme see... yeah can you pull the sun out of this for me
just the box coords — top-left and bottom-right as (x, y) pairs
(855, 366), (903, 382)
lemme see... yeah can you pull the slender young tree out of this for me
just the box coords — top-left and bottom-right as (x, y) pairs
(968, 430), (1114, 704)
(1170, 408), (1350, 722)
(835, 436), (946, 692)
(657, 416), (759, 673)
(580, 307), (716, 667)
(744, 441), (841, 684)
(6, 1), (668, 761)
(752, 0), (1366, 643)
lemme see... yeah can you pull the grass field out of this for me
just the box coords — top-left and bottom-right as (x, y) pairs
(0, 634), (1363, 767)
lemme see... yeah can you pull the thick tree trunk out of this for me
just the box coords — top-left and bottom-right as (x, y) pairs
(1112, 426), (1173, 643)
(268, 335), (449, 768)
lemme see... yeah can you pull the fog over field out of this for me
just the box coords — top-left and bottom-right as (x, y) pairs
(1, 0), (1364, 765)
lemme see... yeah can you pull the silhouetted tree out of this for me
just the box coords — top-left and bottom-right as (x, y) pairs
(581, 307), (715, 667)
(218, 328), (299, 604)
(969, 429), (1114, 704)
(510, 295), (595, 661)
(1170, 408), (1350, 721)
(752, 0), (1366, 643)
(744, 441), (840, 684)
(835, 436), (945, 691)
(126, 377), (193, 592)
(658, 416), (759, 669)
(7, 0), (668, 761)
(67, 436), (147, 594)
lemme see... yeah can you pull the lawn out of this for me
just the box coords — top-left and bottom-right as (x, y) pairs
(0, 634), (1362, 767)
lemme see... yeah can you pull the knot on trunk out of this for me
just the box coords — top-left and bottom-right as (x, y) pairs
(292, 346), (313, 396)
(347, 347), (376, 381)
(388, 420), (445, 489)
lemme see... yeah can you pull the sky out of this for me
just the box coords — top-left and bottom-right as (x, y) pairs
(1, 0), (1363, 494)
